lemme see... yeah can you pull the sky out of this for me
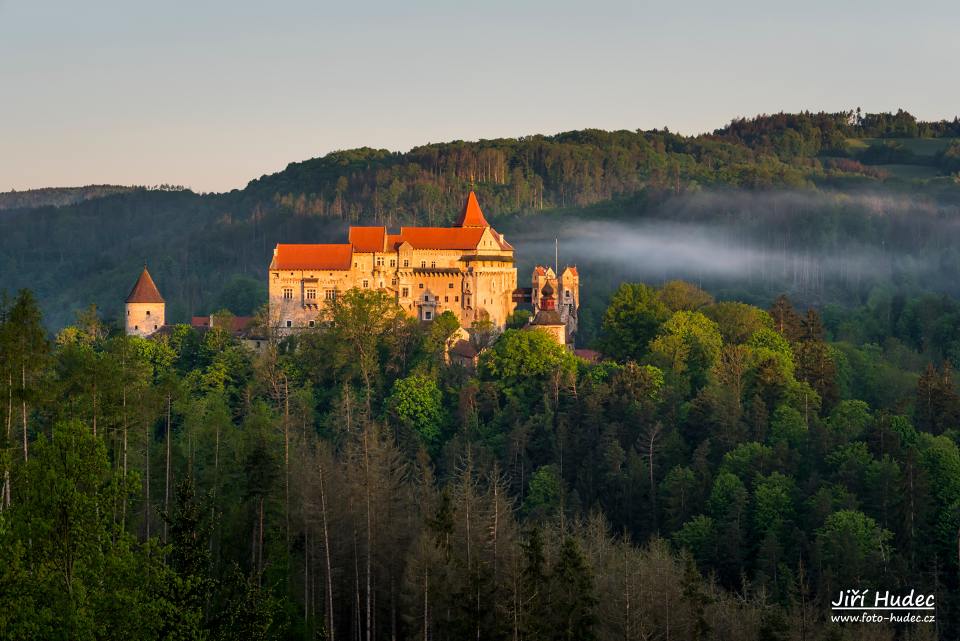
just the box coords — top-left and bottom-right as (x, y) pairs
(2, 0), (958, 193)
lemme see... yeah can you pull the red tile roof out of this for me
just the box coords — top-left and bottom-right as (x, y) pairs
(393, 227), (486, 250)
(455, 191), (489, 227)
(349, 226), (386, 252)
(564, 266), (579, 276)
(273, 244), (353, 270)
(126, 267), (164, 303)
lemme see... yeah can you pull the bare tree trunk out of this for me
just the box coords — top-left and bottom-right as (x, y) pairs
(258, 496), (265, 578)
(21, 364), (28, 462)
(363, 429), (372, 641)
(6, 372), (11, 444)
(92, 380), (97, 437)
(121, 383), (128, 528)
(145, 418), (151, 538)
(164, 393), (171, 544)
(354, 530), (362, 641)
(284, 376), (290, 553)
(304, 526), (310, 630)
(423, 567), (429, 641)
(319, 457), (335, 641)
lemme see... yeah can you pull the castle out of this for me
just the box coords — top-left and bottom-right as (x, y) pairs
(268, 191), (522, 333)
(125, 192), (581, 347)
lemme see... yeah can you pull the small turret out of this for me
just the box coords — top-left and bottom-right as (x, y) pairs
(529, 282), (566, 345)
(125, 266), (165, 337)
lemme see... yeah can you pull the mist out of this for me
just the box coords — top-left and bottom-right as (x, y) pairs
(506, 188), (960, 305)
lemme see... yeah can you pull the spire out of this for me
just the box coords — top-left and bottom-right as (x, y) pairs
(126, 266), (165, 303)
(455, 191), (489, 227)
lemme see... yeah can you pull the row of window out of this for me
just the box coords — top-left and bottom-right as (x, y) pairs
(284, 279), (462, 301)
(283, 288), (338, 300)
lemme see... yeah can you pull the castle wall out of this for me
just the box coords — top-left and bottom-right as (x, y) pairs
(269, 245), (517, 334)
(126, 302), (164, 337)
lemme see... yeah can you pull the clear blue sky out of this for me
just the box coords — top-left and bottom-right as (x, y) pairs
(2, 0), (957, 193)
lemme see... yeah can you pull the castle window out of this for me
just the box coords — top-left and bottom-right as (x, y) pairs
(306, 288), (317, 300)
(309, 320), (315, 328)
(444, 296), (448, 302)
(431, 261), (436, 268)
(134, 325), (139, 330)
(403, 259), (409, 267)
(286, 320), (292, 328)
(448, 283), (453, 288)
(418, 283), (424, 289)
(154, 325), (158, 330)
(455, 296), (459, 302)
(324, 290), (337, 301)
(424, 311), (432, 320)
(146, 310), (151, 316)
(362, 279), (369, 288)
(391, 278), (397, 286)
(402, 287), (409, 297)
(283, 288), (293, 300)
(424, 295), (430, 301)
(127, 310), (130, 316)
(376, 257), (384, 266)
(389, 259), (396, 267)
(421, 261), (426, 268)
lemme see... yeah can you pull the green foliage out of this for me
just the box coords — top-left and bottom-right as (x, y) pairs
(703, 302), (773, 345)
(815, 510), (893, 588)
(656, 280), (714, 312)
(388, 374), (445, 446)
(478, 329), (577, 394)
(524, 465), (562, 519)
(753, 472), (796, 536)
(674, 515), (717, 564)
(598, 283), (669, 361)
(827, 399), (872, 441)
(649, 311), (722, 390)
(769, 404), (807, 447)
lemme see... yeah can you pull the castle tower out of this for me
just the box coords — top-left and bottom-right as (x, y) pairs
(531, 264), (579, 345)
(125, 266), (165, 337)
(529, 282), (566, 345)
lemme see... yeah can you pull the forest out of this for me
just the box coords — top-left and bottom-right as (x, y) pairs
(1, 273), (959, 640)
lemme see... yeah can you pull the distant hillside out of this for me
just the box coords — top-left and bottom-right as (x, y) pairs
(0, 185), (143, 210)
(3, 109), (960, 331)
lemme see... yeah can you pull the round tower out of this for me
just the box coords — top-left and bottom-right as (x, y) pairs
(125, 266), (165, 337)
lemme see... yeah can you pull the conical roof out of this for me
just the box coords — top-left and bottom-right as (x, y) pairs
(455, 191), (489, 227)
(126, 267), (164, 303)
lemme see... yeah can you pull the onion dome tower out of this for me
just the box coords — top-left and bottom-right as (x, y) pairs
(125, 266), (165, 337)
(529, 282), (567, 345)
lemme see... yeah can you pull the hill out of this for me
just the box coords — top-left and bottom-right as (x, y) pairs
(2, 109), (960, 332)
(0, 185), (143, 210)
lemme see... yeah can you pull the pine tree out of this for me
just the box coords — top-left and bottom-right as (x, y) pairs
(549, 537), (598, 641)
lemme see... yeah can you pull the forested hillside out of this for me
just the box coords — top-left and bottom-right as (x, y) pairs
(0, 184), (144, 210)
(2, 278), (959, 639)
(3, 109), (960, 331)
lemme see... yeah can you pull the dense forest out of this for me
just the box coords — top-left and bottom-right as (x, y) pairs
(3, 109), (960, 330)
(1, 275), (959, 639)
